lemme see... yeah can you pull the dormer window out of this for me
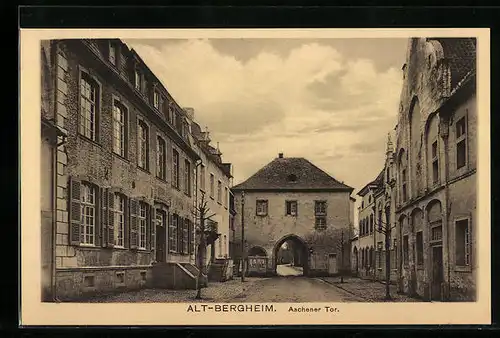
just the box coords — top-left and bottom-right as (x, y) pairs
(109, 42), (116, 65)
(287, 174), (297, 182)
(153, 90), (160, 110)
(134, 69), (141, 91)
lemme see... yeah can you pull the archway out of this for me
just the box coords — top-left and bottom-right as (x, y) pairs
(273, 234), (309, 277)
(248, 246), (267, 257)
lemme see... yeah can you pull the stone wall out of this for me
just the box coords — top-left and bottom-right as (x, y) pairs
(232, 190), (352, 275)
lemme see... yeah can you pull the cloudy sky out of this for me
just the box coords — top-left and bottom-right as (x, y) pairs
(125, 38), (408, 197)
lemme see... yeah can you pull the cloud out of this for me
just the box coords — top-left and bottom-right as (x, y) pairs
(125, 38), (404, 194)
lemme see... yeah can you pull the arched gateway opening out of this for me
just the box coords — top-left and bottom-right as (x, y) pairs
(273, 234), (309, 277)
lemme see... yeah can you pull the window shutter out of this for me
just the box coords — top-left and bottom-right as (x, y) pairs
(101, 188), (108, 247)
(148, 205), (156, 252)
(95, 187), (102, 247)
(124, 197), (129, 248)
(151, 207), (156, 253)
(107, 190), (115, 247)
(130, 199), (138, 249)
(189, 219), (194, 255)
(178, 217), (183, 254)
(68, 177), (81, 245)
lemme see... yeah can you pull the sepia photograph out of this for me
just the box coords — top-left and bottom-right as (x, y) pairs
(23, 28), (490, 325)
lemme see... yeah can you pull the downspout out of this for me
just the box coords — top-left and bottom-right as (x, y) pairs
(52, 133), (67, 302)
(51, 137), (57, 301)
(441, 117), (451, 301)
(194, 159), (202, 266)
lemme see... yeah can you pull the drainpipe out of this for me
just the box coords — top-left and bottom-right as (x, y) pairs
(441, 117), (451, 300)
(52, 132), (67, 302)
(51, 138), (58, 302)
(194, 159), (202, 266)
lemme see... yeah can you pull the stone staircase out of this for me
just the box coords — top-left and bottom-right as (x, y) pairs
(208, 259), (233, 282)
(152, 262), (207, 290)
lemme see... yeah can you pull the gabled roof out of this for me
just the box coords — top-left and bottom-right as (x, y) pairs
(357, 169), (384, 197)
(232, 156), (353, 192)
(427, 37), (476, 92)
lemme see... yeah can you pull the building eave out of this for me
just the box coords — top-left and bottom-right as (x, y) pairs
(231, 187), (354, 193)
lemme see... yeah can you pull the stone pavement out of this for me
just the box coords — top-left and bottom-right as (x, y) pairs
(82, 277), (266, 303)
(81, 276), (361, 303)
(319, 276), (423, 302)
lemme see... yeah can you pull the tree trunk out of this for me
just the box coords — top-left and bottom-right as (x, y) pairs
(385, 229), (391, 300)
(196, 217), (206, 299)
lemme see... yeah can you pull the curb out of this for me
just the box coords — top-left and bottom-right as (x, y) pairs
(315, 278), (366, 302)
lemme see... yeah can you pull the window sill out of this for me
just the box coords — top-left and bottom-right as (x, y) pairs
(256, 214), (268, 217)
(113, 245), (127, 250)
(455, 265), (472, 273)
(156, 176), (167, 184)
(285, 214), (297, 217)
(172, 185), (180, 191)
(217, 201), (222, 206)
(78, 244), (100, 250)
(112, 152), (129, 163)
(137, 166), (150, 175)
(78, 133), (102, 148)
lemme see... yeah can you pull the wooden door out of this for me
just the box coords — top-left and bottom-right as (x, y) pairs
(328, 253), (338, 275)
(155, 211), (166, 262)
(431, 246), (443, 301)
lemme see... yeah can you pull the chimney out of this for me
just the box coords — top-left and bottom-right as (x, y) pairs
(278, 153), (284, 158)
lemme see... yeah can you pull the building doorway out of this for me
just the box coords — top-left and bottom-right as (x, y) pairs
(155, 209), (167, 263)
(273, 235), (309, 277)
(431, 245), (444, 301)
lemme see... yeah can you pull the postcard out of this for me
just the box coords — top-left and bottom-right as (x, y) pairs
(20, 27), (491, 326)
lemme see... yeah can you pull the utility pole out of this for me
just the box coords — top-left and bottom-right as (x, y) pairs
(241, 190), (245, 282)
(384, 207), (392, 300)
(340, 230), (344, 283)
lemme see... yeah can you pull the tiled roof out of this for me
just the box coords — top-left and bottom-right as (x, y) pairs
(357, 169), (384, 197)
(232, 157), (353, 191)
(431, 38), (476, 91)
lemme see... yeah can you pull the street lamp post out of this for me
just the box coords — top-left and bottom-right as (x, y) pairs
(241, 190), (245, 282)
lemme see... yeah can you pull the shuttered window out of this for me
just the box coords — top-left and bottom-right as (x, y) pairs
(182, 218), (189, 254)
(138, 202), (147, 249)
(169, 214), (178, 253)
(68, 177), (101, 247)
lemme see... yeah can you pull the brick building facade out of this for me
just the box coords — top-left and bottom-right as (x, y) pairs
(394, 38), (477, 301)
(190, 118), (234, 281)
(40, 38), (234, 300)
(353, 132), (398, 283)
(232, 153), (355, 277)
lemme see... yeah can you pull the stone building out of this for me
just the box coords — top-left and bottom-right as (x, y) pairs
(40, 38), (232, 300)
(231, 153), (355, 277)
(190, 119), (234, 281)
(356, 169), (384, 279)
(371, 132), (398, 283)
(394, 38), (477, 301)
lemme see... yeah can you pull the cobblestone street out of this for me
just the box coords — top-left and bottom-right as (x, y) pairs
(320, 276), (423, 302)
(82, 276), (362, 303)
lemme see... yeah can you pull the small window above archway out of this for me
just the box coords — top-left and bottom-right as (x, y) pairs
(287, 174), (297, 182)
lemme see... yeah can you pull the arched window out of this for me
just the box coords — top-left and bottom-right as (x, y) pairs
(410, 98), (422, 197)
(370, 214), (374, 233)
(399, 149), (408, 203)
(426, 113), (440, 187)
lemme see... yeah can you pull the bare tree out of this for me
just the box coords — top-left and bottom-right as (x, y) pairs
(372, 206), (397, 300)
(192, 191), (217, 299)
